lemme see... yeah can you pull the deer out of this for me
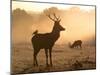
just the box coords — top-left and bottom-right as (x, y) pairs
(69, 40), (82, 48)
(31, 13), (65, 66)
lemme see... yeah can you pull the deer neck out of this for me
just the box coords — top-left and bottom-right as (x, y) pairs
(70, 44), (74, 48)
(51, 30), (60, 42)
(69, 43), (73, 48)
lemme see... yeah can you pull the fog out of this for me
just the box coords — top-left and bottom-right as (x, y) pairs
(12, 7), (95, 45)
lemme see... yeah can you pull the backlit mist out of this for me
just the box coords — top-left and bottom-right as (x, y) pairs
(12, 1), (95, 45)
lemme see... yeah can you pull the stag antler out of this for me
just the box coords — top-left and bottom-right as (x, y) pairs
(46, 13), (61, 22)
(46, 14), (55, 21)
(53, 13), (61, 22)
(53, 13), (60, 20)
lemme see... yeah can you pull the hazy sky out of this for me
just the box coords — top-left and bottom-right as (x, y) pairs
(12, 1), (95, 12)
(12, 1), (95, 44)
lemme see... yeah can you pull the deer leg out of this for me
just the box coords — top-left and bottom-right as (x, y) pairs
(45, 49), (49, 66)
(49, 48), (53, 66)
(33, 54), (36, 66)
(34, 50), (39, 66)
(34, 54), (38, 66)
(35, 56), (38, 66)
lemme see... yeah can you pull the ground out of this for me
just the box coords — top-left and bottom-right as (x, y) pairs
(11, 43), (96, 74)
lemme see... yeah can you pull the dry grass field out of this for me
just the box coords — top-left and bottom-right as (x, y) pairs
(11, 43), (96, 74)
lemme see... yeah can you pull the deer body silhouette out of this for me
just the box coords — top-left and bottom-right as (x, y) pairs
(31, 14), (65, 66)
(69, 40), (82, 48)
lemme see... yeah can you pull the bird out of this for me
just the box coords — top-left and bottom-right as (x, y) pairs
(32, 30), (38, 35)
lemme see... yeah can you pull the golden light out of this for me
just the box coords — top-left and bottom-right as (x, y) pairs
(12, 1), (95, 44)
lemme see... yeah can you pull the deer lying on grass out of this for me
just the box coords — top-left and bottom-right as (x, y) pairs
(69, 40), (82, 48)
(31, 13), (65, 66)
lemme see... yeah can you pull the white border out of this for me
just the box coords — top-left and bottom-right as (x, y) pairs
(0, 0), (100, 75)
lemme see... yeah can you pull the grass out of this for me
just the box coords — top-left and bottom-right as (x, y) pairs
(11, 43), (96, 74)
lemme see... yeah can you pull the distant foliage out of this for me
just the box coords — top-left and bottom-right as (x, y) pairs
(12, 8), (33, 27)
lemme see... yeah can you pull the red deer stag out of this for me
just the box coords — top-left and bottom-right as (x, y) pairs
(31, 13), (65, 66)
(69, 40), (82, 48)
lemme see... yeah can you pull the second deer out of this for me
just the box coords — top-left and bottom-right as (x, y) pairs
(69, 40), (82, 48)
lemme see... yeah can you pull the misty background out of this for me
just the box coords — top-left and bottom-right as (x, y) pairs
(12, 7), (96, 46)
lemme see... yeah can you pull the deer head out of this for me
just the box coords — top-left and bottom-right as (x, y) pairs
(46, 13), (65, 32)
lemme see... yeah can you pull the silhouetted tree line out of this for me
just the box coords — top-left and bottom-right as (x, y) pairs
(12, 7), (62, 27)
(12, 8), (33, 27)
